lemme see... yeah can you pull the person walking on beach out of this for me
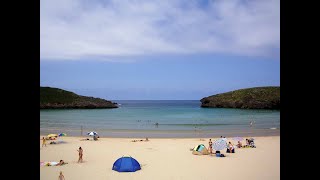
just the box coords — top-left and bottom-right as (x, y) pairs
(58, 171), (65, 180)
(42, 137), (46, 147)
(77, 147), (83, 163)
(208, 139), (213, 154)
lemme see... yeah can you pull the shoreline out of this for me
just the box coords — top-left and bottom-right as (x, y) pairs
(40, 128), (279, 138)
(40, 135), (280, 139)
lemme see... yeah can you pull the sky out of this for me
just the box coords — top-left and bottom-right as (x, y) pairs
(40, 0), (280, 100)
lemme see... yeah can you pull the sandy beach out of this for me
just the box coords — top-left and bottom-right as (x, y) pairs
(40, 136), (279, 180)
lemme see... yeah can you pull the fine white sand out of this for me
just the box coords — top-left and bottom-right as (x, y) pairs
(40, 136), (280, 180)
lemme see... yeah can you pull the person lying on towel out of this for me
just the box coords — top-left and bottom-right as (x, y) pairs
(46, 160), (68, 166)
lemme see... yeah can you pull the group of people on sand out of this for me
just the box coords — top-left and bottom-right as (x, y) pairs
(41, 136), (84, 180)
(41, 136), (60, 147)
(208, 138), (235, 154)
(80, 135), (100, 141)
(208, 136), (253, 154)
(41, 146), (84, 179)
(131, 137), (149, 142)
(42, 146), (84, 166)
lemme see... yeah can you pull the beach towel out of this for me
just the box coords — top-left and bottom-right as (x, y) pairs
(40, 161), (59, 166)
(49, 162), (59, 166)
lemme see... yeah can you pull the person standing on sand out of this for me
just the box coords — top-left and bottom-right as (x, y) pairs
(58, 171), (65, 180)
(42, 137), (46, 147)
(208, 139), (213, 154)
(77, 147), (83, 163)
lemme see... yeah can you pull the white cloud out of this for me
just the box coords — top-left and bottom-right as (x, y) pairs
(40, 0), (280, 61)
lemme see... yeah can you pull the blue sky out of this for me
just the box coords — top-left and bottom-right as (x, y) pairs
(40, 0), (280, 100)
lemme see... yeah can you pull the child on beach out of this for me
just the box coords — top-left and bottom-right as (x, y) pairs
(208, 139), (213, 154)
(236, 141), (242, 148)
(59, 171), (65, 180)
(77, 147), (83, 163)
(42, 137), (46, 147)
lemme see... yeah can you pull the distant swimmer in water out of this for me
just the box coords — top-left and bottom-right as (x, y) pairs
(250, 121), (253, 127)
(155, 122), (159, 127)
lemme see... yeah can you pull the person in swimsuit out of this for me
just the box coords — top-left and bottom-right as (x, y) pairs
(77, 147), (83, 163)
(236, 141), (242, 148)
(208, 139), (213, 154)
(42, 137), (46, 147)
(244, 139), (250, 147)
(227, 142), (234, 153)
(56, 160), (68, 166)
(58, 171), (65, 180)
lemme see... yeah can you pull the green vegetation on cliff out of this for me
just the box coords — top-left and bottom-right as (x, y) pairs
(200, 86), (280, 109)
(40, 87), (118, 109)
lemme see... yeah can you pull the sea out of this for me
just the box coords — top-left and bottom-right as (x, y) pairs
(40, 100), (280, 138)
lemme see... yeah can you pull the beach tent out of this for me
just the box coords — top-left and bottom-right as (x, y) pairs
(192, 144), (209, 155)
(112, 156), (141, 172)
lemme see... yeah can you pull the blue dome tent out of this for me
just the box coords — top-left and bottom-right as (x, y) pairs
(112, 156), (141, 172)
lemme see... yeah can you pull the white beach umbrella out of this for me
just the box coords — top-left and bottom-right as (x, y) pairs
(87, 131), (98, 136)
(233, 137), (243, 141)
(213, 138), (228, 151)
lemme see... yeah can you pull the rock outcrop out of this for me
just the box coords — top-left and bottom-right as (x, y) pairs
(200, 86), (280, 109)
(40, 87), (118, 109)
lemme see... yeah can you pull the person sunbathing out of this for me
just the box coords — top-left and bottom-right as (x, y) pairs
(45, 160), (68, 166)
(132, 139), (143, 142)
(132, 138), (149, 142)
(56, 160), (68, 166)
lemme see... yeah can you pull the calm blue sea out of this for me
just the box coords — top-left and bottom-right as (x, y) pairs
(40, 100), (280, 137)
